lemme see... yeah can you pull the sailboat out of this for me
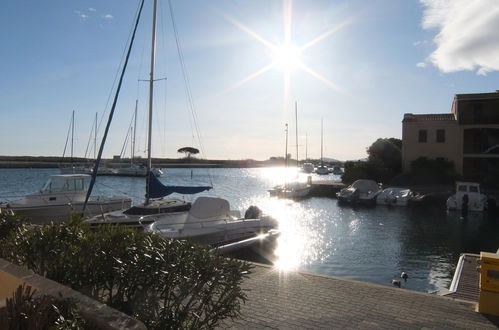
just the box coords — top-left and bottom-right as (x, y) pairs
(59, 112), (115, 175)
(315, 119), (329, 175)
(301, 133), (314, 173)
(109, 100), (163, 177)
(268, 102), (311, 199)
(59, 111), (92, 175)
(86, 0), (277, 247)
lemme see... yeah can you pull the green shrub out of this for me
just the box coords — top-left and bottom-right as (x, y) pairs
(0, 284), (86, 330)
(0, 216), (251, 329)
(0, 211), (26, 241)
(410, 157), (457, 185)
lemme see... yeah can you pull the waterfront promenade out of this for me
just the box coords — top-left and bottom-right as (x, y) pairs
(220, 263), (499, 329)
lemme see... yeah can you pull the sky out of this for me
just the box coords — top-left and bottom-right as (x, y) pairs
(1, 0), (499, 161)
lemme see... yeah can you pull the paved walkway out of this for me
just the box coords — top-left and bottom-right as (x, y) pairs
(220, 264), (499, 329)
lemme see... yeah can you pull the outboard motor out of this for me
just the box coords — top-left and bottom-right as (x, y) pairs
(244, 205), (262, 219)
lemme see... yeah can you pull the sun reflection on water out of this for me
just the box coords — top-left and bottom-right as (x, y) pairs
(244, 189), (332, 272)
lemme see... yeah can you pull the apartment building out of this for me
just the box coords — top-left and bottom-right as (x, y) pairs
(402, 91), (499, 181)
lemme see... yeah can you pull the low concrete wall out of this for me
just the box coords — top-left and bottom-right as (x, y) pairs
(0, 258), (146, 330)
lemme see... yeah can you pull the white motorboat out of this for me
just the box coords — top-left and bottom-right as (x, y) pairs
(337, 179), (381, 205)
(376, 187), (413, 206)
(315, 166), (329, 175)
(268, 181), (311, 199)
(0, 174), (131, 224)
(146, 197), (278, 246)
(446, 182), (487, 212)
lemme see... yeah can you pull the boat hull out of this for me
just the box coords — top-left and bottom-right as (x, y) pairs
(2, 197), (131, 224)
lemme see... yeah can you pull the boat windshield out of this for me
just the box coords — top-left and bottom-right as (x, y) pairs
(42, 176), (88, 193)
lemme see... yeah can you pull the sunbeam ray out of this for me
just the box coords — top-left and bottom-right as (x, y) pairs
(229, 64), (274, 91)
(300, 17), (354, 51)
(300, 64), (344, 93)
(220, 12), (275, 50)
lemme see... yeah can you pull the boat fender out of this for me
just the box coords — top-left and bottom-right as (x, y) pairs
(244, 205), (262, 219)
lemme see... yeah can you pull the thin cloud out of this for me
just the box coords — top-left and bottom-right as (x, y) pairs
(413, 40), (427, 47)
(416, 62), (427, 68)
(88, 7), (96, 12)
(74, 10), (88, 20)
(103, 14), (113, 19)
(420, 0), (499, 75)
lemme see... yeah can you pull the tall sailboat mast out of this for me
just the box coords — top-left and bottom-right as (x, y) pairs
(132, 100), (138, 163)
(94, 112), (97, 160)
(295, 101), (299, 169)
(71, 110), (75, 163)
(321, 118), (324, 166)
(146, 0), (158, 204)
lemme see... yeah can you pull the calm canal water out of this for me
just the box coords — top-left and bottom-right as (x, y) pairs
(1, 167), (498, 294)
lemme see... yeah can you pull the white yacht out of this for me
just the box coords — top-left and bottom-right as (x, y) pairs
(337, 179), (382, 205)
(146, 197), (278, 246)
(0, 174), (131, 224)
(376, 187), (413, 206)
(447, 182), (487, 212)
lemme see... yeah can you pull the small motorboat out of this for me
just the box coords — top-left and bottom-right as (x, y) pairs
(146, 197), (279, 247)
(446, 182), (487, 212)
(337, 179), (381, 205)
(0, 174), (131, 223)
(315, 165), (329, 175)
(268, 181), (311, 199)
(376, 187), (413, 206)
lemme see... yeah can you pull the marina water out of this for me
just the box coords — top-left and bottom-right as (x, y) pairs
(1, 167), (498, 294)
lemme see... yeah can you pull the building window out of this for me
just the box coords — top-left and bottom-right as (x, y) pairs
(418, 129), (427, 143)
(436, 129), (445, 143)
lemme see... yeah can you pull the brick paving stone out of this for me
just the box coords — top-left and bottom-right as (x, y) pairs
(219, 263), (499, 329)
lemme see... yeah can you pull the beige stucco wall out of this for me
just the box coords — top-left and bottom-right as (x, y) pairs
(402, 120), (462, 174)
(0, 269), (27, 299)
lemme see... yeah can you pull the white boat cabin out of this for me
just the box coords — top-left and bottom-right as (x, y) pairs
(22, 174), (91, 204)
(447, 181), (487, 212)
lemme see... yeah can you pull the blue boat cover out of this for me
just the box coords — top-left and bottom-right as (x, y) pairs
(147, 172), (212, 198)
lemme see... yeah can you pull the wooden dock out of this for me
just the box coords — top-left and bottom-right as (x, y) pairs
(309, 180), (345, 197)
(445, 253), (480, 303)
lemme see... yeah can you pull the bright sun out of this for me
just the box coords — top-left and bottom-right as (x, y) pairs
(271, 43), (302, 72)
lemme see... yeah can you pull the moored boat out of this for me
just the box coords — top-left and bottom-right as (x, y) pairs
(337, 179), (381, 205)
(146, 197), (278, 246)
(0, 174), (131, 223)
(376, 187), (413, 206)
(447, 182), (487, 212)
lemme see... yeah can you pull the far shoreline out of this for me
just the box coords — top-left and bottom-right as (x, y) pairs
(0, 155), (303, 169)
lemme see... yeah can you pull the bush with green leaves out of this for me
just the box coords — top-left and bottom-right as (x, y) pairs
(0, 214), (251, 329)
(0, 284), (86, 330)
(341, 138), (402, 184)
